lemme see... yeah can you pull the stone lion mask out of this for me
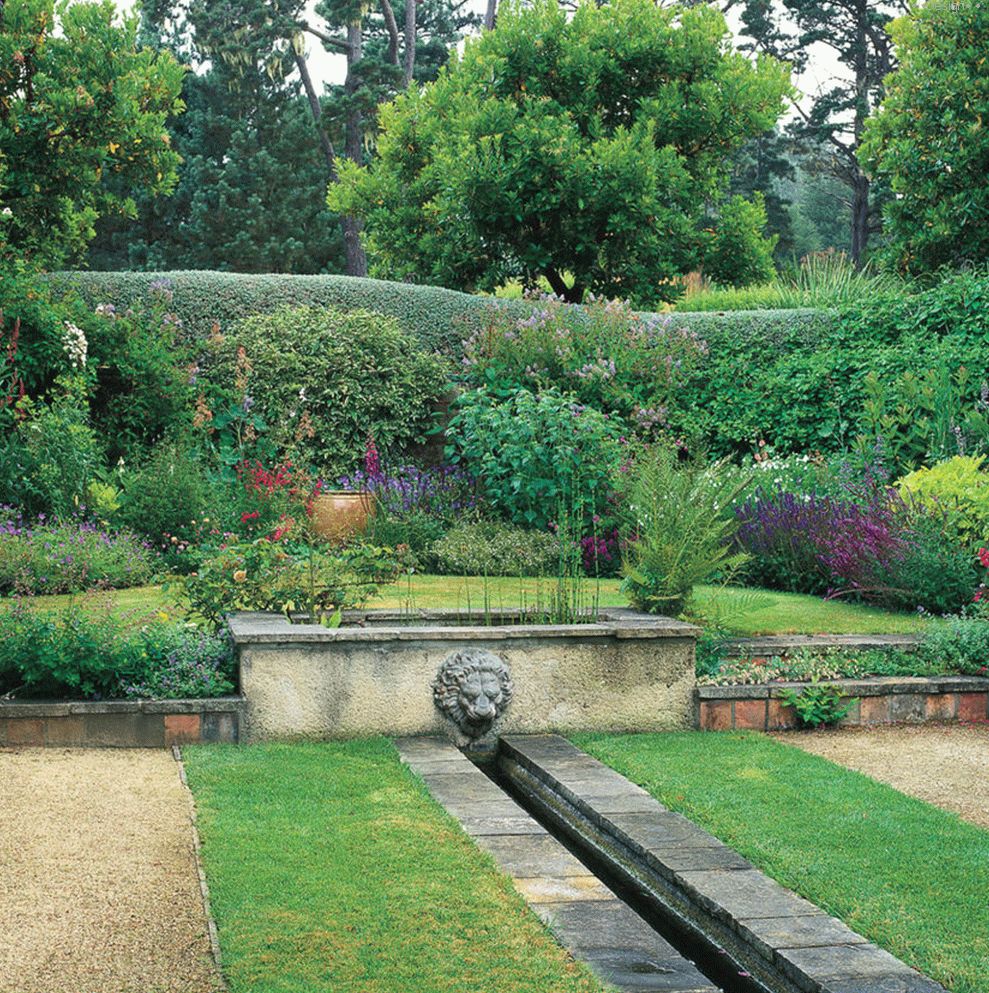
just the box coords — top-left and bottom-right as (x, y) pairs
(433, 649), (513, 739)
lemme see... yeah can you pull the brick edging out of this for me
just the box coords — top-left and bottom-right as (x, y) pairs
(0, 696), (244, 747)
(695, 678), (989, 731)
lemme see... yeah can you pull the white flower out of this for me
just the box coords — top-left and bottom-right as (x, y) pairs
(0, 207), (12, 218)
(62, 321), (88, 369)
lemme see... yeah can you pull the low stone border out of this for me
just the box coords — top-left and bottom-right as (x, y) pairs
(0, 697), (243, 747)
(500, 734), (948, 993)
(697, 677), (989, 731)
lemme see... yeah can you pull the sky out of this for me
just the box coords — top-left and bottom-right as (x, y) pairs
(119, 0), (848, 120)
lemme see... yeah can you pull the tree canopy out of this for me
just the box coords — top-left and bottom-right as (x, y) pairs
(331, 0), (792, 305)
(859, 0), (989, 274)
(0, 0), (185, 267)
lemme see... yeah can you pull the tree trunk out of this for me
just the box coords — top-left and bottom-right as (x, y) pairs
(343, 22), (368, 277)
(484, 0), (497, 31)
(850, 173), (870, 268)
(403, 0), (416, 85)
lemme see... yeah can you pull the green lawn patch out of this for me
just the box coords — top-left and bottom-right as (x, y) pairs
(573, 731), (989, 993)
(21, 578), (929, 635)
(182, 740), (604, 993)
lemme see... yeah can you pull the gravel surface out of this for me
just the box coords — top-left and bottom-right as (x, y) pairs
(0, 748), (221, 993)
(776, 722), (989, 830)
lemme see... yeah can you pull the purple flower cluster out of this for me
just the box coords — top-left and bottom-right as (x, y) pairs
(579, 527), (623, 576)
(337, 463), (478, 520)
(0, 509), (157, 595)
(735, 485), (976, 611)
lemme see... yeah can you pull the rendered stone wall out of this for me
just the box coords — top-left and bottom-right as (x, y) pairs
(231, 610), (698, 741)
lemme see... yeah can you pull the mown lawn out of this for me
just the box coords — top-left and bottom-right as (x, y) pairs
(23, 577), (929, 635)
(183, 740), (604, 993)
(573, 731), (989, 993)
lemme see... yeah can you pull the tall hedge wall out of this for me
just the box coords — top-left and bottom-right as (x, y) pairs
(50, 269), (832, 358)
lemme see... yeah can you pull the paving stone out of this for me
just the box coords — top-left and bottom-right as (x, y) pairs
(531, 899), (665, 949)
(584, 947), (719, 992)
(435, 796), (529, 820)
(457, 815), (548, 836)
(402, 756), (476, 775)
(734, 914), (868, 960)
(778, 943), (930, 985)
(605, 811), (725, 853)
(474, 833), (590, 878)
(513, 873), (616, 904)
(554, 774), (651, 800)
(676, 869), (821, 923)
(643, 846), (752, 874)
(581, 793), (669, 817)
(395, 736), (461, 759)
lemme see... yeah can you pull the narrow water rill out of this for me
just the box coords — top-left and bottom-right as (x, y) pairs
(397, 736), (949, 993)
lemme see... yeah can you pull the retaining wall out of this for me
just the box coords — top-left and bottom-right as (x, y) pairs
(697, 677), (989, 731)
(0, 697), (243, 747)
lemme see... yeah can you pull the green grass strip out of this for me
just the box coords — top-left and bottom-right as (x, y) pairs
(25, 578), (928, 636)
(182, 740), (605, 993)
(573, 731), (989, 993)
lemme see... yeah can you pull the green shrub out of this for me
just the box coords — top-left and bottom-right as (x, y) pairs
(0, 600), (233, 700)
(898, 456), (989, 544)
(779, 682), (856, 728)
(915, 618), (989, 677)
(0, 388), (101, 518)
(431, 521), (560, 576)
(116, 443), (220, 564)
(621, 449), (751, 617)
(204, 306), (448, 478)
(184, 539), (403, 628)
(446, 388), (624, 530)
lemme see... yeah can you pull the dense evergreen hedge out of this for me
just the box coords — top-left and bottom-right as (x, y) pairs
(50, 269), (831, 357)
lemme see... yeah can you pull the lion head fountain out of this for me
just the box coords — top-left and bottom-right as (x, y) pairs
(433, 648), (514, 745)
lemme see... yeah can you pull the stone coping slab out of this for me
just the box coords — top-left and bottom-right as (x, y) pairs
(499, 735), (948, 993)
(229, 608), (699, 644)
(0, 696), (244, 718)
(395, 736), (718, 993)
(697, 677), (989, 700)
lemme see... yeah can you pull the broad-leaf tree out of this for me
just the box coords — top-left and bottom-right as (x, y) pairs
(859, 0), (989, 274)
(331, 0), (792, 305)
(0, 0), (184, 267)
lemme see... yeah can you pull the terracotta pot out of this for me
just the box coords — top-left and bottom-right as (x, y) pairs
(311, 490), (374, 542)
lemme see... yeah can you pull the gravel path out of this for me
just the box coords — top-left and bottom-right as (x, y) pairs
(0, 748), (221, 993)
(776, 722), (989, 830)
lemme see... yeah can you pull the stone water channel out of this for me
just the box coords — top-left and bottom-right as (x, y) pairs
(397, 735), (949, 993)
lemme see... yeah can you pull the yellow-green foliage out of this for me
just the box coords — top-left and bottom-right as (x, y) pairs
(898, 456), (989, 542)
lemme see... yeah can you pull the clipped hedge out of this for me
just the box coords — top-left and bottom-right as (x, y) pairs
(49, 270), (512, 354)
(50, 269), (833, 360)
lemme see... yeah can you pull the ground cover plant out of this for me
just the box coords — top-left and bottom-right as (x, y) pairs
(574, 732), (989, 993)
(183, 741), (605, 993)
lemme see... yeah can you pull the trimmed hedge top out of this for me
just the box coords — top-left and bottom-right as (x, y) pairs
(50, 269), (832, 357)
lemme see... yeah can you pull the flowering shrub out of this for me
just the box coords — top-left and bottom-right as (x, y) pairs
(0, 598), (233, 700)
(0, 509), (157, 594)
(460, 295), (707, 429)
(117, 626), (235, 700)
(338, 461), (477, 522)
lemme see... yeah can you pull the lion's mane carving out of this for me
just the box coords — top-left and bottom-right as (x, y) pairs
(433, 649), (513, 739)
